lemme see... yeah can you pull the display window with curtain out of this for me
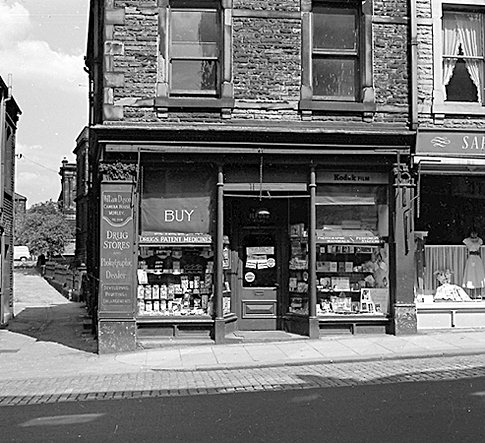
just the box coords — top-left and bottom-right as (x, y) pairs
(414, 173), (485, 329)
(314, 171), (390, 319)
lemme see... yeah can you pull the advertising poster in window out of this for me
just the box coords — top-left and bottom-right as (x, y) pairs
(99, 185), (135, 314)
(141, 167), (214, 235)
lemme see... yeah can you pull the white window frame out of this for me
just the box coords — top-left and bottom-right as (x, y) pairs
(432, 0), (485, 115)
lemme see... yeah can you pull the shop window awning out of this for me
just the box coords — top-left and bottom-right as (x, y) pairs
(316, 195), (376, 205)
(316, 185), (385, 205)
(414, 156), (485, 173)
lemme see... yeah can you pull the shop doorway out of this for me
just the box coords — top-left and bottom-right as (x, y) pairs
(237, 227), (283, 330)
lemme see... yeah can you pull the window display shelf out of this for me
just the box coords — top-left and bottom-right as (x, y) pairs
(144, 269), (204, 275)
(137, 315), (213, 323)
(317, 289), (362, 293)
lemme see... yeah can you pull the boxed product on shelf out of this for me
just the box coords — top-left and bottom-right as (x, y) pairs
(137, 285), (145, 299)
(289, 257), (308, 270)
(297, 282), (308, 293)
(331, 277), (350, 291)
(330, 295), (352, 313)
(316, 261), (331, 272)
(345, 262), (354, 272)
(330, 262), (338, 272)
(290, 223), (305, 237)
(152, 285), (160, 299)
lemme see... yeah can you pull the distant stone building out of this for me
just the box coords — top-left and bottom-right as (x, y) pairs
(58, 157), (76, 228)
(14, 192), (27, 218)
(0, 76), (21, 325)
(58, 157), (77, 260)
(73, 127), (90, 267)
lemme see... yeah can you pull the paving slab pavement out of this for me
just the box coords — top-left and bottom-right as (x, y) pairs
(1, 267), (485, 382)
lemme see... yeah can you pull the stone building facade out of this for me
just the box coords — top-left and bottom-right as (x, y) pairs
(412, 0), (485, 329)
(86, 0), (417, 353)
(0, 76), (21, 326)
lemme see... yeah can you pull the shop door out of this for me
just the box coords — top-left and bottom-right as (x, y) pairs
(238, 228), (281, 330)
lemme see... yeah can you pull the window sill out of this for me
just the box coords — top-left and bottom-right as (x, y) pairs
(299, 99), (376, 113)
(432, 102), (485, 116)
(155, 97), (235, 109)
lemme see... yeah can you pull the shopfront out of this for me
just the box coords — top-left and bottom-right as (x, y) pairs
(414, 130), (485, 329)
(95, 143), (415, 353)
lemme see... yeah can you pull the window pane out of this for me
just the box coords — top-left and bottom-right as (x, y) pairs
(313, 58), (357, 99)
(313, 7), (357, 51)
(445, 58), (479, 101)
(171, 11), (219, 43)
(172, 42), (218, 58)
(171, 60), (217, 92)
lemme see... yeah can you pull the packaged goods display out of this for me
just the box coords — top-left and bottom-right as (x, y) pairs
(137, 246), (214, 317)
(287, 224), (390, 316)
(315, 241), (389, 315)
(288, 224), (309, 315)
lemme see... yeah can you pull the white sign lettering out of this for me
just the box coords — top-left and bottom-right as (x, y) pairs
(164, 209), (195, 223)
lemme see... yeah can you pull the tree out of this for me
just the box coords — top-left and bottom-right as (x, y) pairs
(14, 200), (75, 257)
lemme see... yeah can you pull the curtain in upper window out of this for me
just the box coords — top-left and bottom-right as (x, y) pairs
(442, 12), (483, 103)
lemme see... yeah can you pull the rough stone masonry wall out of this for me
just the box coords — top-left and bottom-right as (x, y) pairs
(109, 1), (159, 121)
(105, 0), (411, 126)
(226, 0), (302, 120)
(231, 17), (301, 120)
(372, 0), (409, 125)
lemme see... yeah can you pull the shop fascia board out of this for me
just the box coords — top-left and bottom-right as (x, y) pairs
(104, 143), (411, 156)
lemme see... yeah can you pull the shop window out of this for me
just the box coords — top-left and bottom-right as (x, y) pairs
(300, 0), (374, 111)
(442, 11), (484, 104)
(315, 185), (388, 237)
(169, 0), (221, 97)
(313, 184), (390, 318)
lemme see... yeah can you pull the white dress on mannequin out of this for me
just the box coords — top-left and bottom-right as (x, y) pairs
(462, 236), (485, 289)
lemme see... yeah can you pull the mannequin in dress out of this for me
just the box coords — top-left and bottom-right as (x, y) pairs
(462, 231), (485, 297)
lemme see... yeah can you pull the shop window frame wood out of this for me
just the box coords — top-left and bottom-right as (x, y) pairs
(299, 0), (375, 113)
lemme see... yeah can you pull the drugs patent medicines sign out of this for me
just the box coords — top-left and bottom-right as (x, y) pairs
(99, 186), (135, 314)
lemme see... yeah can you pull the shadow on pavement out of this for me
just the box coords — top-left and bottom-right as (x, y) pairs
(10, 267), (97, 354)
(8, 304), (97, 354)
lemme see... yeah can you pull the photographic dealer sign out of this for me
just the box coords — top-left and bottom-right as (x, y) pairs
(99, 187), (135, 314)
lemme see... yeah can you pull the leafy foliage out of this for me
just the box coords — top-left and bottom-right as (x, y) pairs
(14, 200), (75, 257)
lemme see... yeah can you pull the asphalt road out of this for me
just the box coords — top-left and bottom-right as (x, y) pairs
(2, 376), (485, 443)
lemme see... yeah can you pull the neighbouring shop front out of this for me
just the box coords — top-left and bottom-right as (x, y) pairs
(95, 142), (415, 353)
(414, 130), (485, 329)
